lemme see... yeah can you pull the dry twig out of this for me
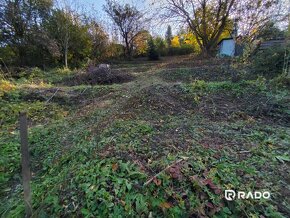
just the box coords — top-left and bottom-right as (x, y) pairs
(45, 88), (60, 104)
(143, 156), (188, 186)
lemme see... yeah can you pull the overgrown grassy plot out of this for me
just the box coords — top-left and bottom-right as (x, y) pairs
(0, 75), (121, 215)
(1, 58), (290, 217)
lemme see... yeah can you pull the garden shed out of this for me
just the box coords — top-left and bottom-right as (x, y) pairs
(218, 38), (235, 57)
(218, 37), (243, 57)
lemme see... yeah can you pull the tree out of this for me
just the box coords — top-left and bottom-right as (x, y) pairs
(159, 0), (235, 56)
(87, 20), (109, 61)
(171, 36), (180, 47)
(234, 0), (287, 43)
(256, 21), (285, 41)
(46, 8), (94, 68)
(147, 37), (159, 60)
(103, 0), (146, 57)
(155, 37), (166, 56)
(165, 25), (173, 47)
(133, 30), (151, 56)
(158, 0), (284, 56)
(46, 9), (74, 68)
(0, 0), (54, 66)
(0, 0), (111, 68)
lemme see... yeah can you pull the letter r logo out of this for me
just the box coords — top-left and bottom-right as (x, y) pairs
(225, 190), (236, 201)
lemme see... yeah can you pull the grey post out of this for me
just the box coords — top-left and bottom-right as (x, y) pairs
(19, 112), (32, 217)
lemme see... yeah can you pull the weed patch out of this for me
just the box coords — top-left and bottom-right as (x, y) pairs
(1, 58), (289, 217)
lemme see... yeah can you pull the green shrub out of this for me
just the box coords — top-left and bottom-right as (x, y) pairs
(251, 44), (290, 78)
(254, 76), (267, 91)
(270, 74), (290, 89)
(167, 44), (194, 56)
(19, 67), (45, 80)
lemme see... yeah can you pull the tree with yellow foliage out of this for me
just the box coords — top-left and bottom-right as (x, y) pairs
(171, 36), (180, 47)
(133, 30), (151, 56)
(159, 0), (283, 56)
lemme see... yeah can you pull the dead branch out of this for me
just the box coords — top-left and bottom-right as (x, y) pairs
(45, 88), (60, 104)
(143, 156), (188, 186)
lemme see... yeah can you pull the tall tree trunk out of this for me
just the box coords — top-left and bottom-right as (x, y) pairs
(201, 45), (215, 57)
(64, 31), (69, 68)
(125, 36), (131, 58)
(64, 47), (68, 68)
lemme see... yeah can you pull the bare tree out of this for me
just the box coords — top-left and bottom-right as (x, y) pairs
(103, 0), (146, 57)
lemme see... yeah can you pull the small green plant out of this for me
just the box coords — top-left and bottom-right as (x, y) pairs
(191, 80), (207, 91)
(255, 76), (267, 91)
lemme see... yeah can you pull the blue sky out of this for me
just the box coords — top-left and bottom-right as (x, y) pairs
(78, 0), (146, 15)
(57, 0), (179, 37)
(74, 0), (169, 36)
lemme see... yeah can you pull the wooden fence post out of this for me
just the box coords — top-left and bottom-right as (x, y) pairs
(19, 112), (32, 217)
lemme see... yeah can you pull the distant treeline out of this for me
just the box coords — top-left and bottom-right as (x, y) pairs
(0, 0), (287, 70)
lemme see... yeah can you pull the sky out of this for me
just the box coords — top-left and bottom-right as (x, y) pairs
(72, 0), (148, 19)
(61, 0), (289, 39)
(58, 0), (170, 36)
(81, 0), (145, 10)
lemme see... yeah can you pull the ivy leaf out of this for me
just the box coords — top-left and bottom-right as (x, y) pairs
(125, 180), (132, 190)
(81, 208), (90, 216)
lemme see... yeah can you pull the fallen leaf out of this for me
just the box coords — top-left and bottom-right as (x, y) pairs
(202, 179), (222, 194)
(206, 202), (214, 208)
(153, 177), (162, 186)
(167, 165), (183, 180)
(159, 202), (172, 209)
(112, 163), (118, 171)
